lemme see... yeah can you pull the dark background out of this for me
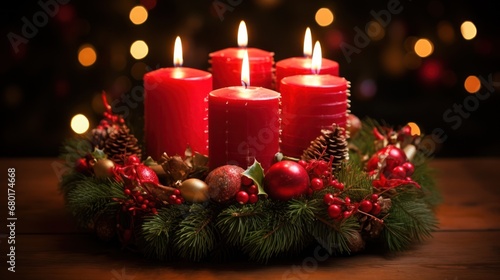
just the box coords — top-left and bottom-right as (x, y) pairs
(1, 0), (499, 158)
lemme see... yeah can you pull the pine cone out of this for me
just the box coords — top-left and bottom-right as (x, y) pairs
(91, 126), (117, 149)
(104, 125), (142, 165)
(301, 124), (349, 172)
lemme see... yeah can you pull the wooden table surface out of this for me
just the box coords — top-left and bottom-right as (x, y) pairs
(1, 157), (499, 280)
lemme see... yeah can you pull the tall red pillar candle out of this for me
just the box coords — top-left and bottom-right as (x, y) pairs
(208, 50), (280, 171)
(275, 28), (339, 92)
(209, 21), (274, 90)
(279, 42), (350, 158)
(144, 37), (212, 160)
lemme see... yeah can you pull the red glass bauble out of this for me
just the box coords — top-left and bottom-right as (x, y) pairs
(263, 160), (309, 201)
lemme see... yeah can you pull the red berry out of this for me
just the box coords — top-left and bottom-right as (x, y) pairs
(371, 194), (379, 202)
(241, 176), (253, 186)
(405, 176), (413, 181)
(306, 187), (313, 196)
(141, 204), (147, 210)
(143, 199), (150, 205)
(236, 191), (249, 204)
(148, 202), (155, 208)
(359, 200), (373, 213)
(248, 194), (258, 204)
(151, 208), (158, 215)
(344, 197), (351, 205)
(169, 194), (177, 203)
(75, 158), (89, 173)
(343, 210), (353, 219)
(298, 160), (308, 169)
(137, 195), (144, 202)
(246, 184), (258, 195)
(175, 198), (182, 205)
(173, 189), (181, 196)
(124, 189), (131, 196)
(391, 166), (407, 179)
(125, 155), (141, 166)
(371, 203), (382, 215)
(323, 193), (335, 205)
(310, 178), (324, 191)
(328, 204), (342, 219)
(314, 161), (329, 176)
(402, 162), (415, 176)
(331, 197), (344, 205)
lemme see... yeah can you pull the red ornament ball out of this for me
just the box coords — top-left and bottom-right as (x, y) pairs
(263, 160), (309, 201)
(206, 165), (244, 203)
(358, 200), (373, 213)
(402, 162), (415, 176)
(366, 145), (407, 175)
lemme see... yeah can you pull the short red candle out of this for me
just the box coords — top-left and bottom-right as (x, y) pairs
(209, 21), (274, 90)
(275, 57), (339, 91)
(208, 86), (280, 171)
(144, 37), (212, 160)
(275, 27), (339, 92)
(280, 75), (350, 159)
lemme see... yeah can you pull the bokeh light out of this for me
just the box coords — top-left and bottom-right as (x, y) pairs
(359, 79), (377, 99)
(71, 114), (90, 134)
(437, 21), (454, 43)
(78, 44), (97, 67)
(366, 21), (385, 41)
(414, 38), (434, 58)
(419, 59), (442, 83)
(140, 0), (157, 10)
(464, 75), (481, 93)
(461, 21), (477, 40)
(130, 6), (148, 25)
(130, 40), (149, 60)
(315, 8), (334, 27)
(407, 122), (421, 136)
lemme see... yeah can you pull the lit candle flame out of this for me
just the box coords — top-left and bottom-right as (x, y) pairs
(173, 36), (183, 67)
(303, 27), (312, 57)
(311, 41), (322, 74)
(238, 20), (248, 48)
(241, 49), (250, 88)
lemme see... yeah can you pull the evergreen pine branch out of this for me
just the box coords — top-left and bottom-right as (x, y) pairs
(411, 158), (442, 207)
(216, 201), (266, 246)
(65, 178), (124, 228)
(59, 137), (93, 168)
(335, 161), (373, 201)
(309, 215), (360, 255)
(241, 200), (309, 263)
(174, 203), (218, 261)
(383, 198), (438, 251)
(138, 205), (188, 260)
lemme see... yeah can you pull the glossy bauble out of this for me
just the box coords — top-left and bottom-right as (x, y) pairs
(366, 145), (407, 175)
(263, 160), (309, 201)
(179, 178), (209, 203)
(206, 165), (244, 203)
(347, 114), (362, 138)
(93, 158), (115, 178)
(135, 164), (159, 185)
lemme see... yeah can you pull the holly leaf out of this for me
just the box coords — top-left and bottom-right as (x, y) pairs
(242, 159), (267, 198)
(91, 148), (107, 160)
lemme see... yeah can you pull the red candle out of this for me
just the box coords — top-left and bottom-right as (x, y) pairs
(275, 28), (339, 91)
(144, 37), (212, 160)
(280, 42), (350, 158)
(208, 50), (280, 171)
(209, 21), (274, 90)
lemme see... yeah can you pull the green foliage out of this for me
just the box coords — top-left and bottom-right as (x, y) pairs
(64, 175), (124, 228)
(174, 204), (218, 261)
(59, 118), (442, 262)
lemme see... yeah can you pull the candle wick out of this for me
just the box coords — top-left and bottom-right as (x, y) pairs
(241, 80), (248, 89)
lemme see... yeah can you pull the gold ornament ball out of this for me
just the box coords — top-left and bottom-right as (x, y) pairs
(347, 114), (362, 138)
(179, 178), (210, 203)
(93, 159), (115, 178)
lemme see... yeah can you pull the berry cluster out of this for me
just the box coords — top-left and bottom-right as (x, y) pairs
(235, 176), (259, 204)
(323, 193), (383, 220)
(298, 158), (344, 193)
(388, 161), (414, 180)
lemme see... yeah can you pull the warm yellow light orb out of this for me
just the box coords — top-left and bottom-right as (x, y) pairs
(130, 40), (149, 60)
(71, 114), (90, 134)
(464, 75), (481, 93)
(315, 8), (334, 27)
(414, 38), (434, 58)
(78, 44), (97, 67)
(461, 21), (477, 40)
(129, 5), (148, 25)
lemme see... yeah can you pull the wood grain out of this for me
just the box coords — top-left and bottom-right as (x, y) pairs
(1, 157), (499, 279)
